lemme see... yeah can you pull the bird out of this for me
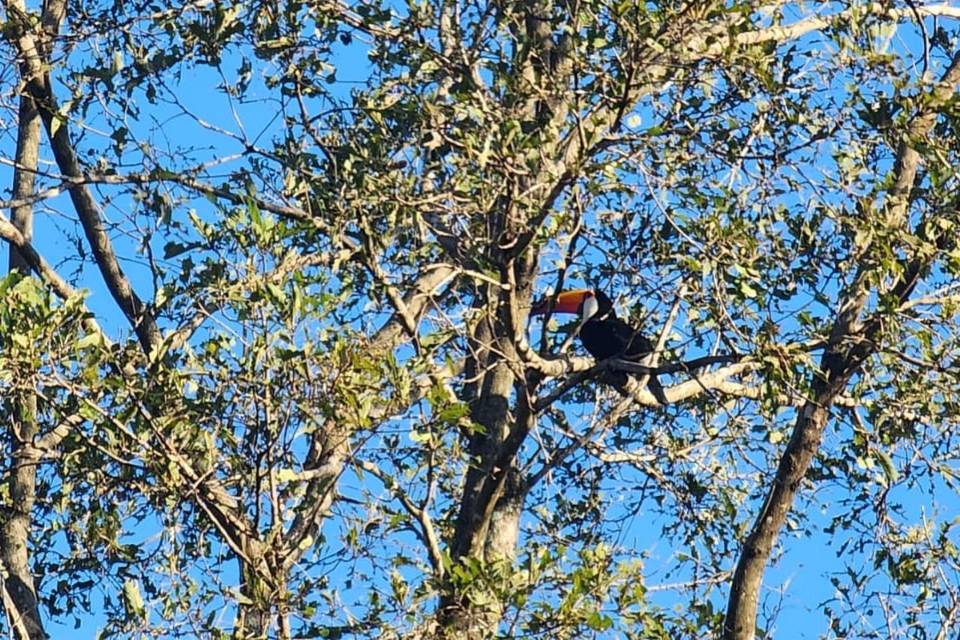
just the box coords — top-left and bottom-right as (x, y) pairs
(531, 288), (669, 404)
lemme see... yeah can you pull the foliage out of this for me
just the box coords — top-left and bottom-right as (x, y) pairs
(1, 1), (960, 639)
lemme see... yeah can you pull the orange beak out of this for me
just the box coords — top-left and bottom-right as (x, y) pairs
(530, 289), (593, 315)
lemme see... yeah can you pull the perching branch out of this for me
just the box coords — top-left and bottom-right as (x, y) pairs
(532, 355), (750, 412)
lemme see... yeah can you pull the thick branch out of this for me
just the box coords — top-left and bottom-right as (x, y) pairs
(4, 1), (160, 353)
(2, 2), (67, 636)
(726, 4), (960, 55)
(282, 265), (459, 565)
(723, 48), (960, 640)
(532, 356), (750, 412)
(1, 59), (46, 640)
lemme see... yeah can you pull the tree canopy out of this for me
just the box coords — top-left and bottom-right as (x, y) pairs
(2, 1), (960, 638)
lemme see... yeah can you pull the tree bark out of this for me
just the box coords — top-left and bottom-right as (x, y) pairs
(234, 556), (272, 640)
(0, 399), (44, 640)
(723, 49), (960, 640)
(3, 0), (160, 354)
(438, 247), (539, 638)
(723, 398), (833, 640)
(0, 22), (47, 636)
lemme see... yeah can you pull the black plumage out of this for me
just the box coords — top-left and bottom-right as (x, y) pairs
(578, 291), (668, 404)
(533, 288), (668, 404)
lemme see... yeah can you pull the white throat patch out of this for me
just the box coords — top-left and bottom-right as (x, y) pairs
(581, 294), (599, 321)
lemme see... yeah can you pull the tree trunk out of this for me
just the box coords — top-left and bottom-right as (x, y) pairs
(723, 401), (831, 640)
(234, 557), (272, 640)
(723, 50), (960, 640)
(1, 394), (44, 640)
(0, 80), (46, 640)
(438, 254), (537, 638)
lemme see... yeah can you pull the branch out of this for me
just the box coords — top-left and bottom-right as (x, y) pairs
(629, 361), (759, 407)
(281, 266), (462, 565)
(530, 353), (749, 412)
(0, 209), (119, 356)
(4, 1), (160, 353)
(357, 459), (444, 577)
(724, 46), (960, 640)
(725, 3), (960, 55)
(0, 216), (74, 302)
(49, 370), (265, 581)
(512, 1), (960, 260)
(526, 405), (616, 490)
(104, 170), (314, 223)
(517, 337), (595, 376)
(1, 8), (54, 628)
(896, 286), (960, 312)
(371, 265), (457, 349)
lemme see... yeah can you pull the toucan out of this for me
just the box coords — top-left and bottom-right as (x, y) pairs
(531, 288), (669, 404)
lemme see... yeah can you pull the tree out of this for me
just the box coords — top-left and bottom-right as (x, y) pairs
(1, 1), (960, 638)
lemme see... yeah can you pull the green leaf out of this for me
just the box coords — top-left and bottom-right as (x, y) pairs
(276, 468), (299, 483)
(874, 449), (899, 485)
(122, 579), (146, 619)
(75, 332), (102, 350)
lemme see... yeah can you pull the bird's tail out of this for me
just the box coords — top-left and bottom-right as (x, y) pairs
(607, 371), (669, 405)
(647, 376), (668, 405)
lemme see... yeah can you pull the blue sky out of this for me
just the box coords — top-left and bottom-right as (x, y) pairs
(2, 3), (959, 638)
